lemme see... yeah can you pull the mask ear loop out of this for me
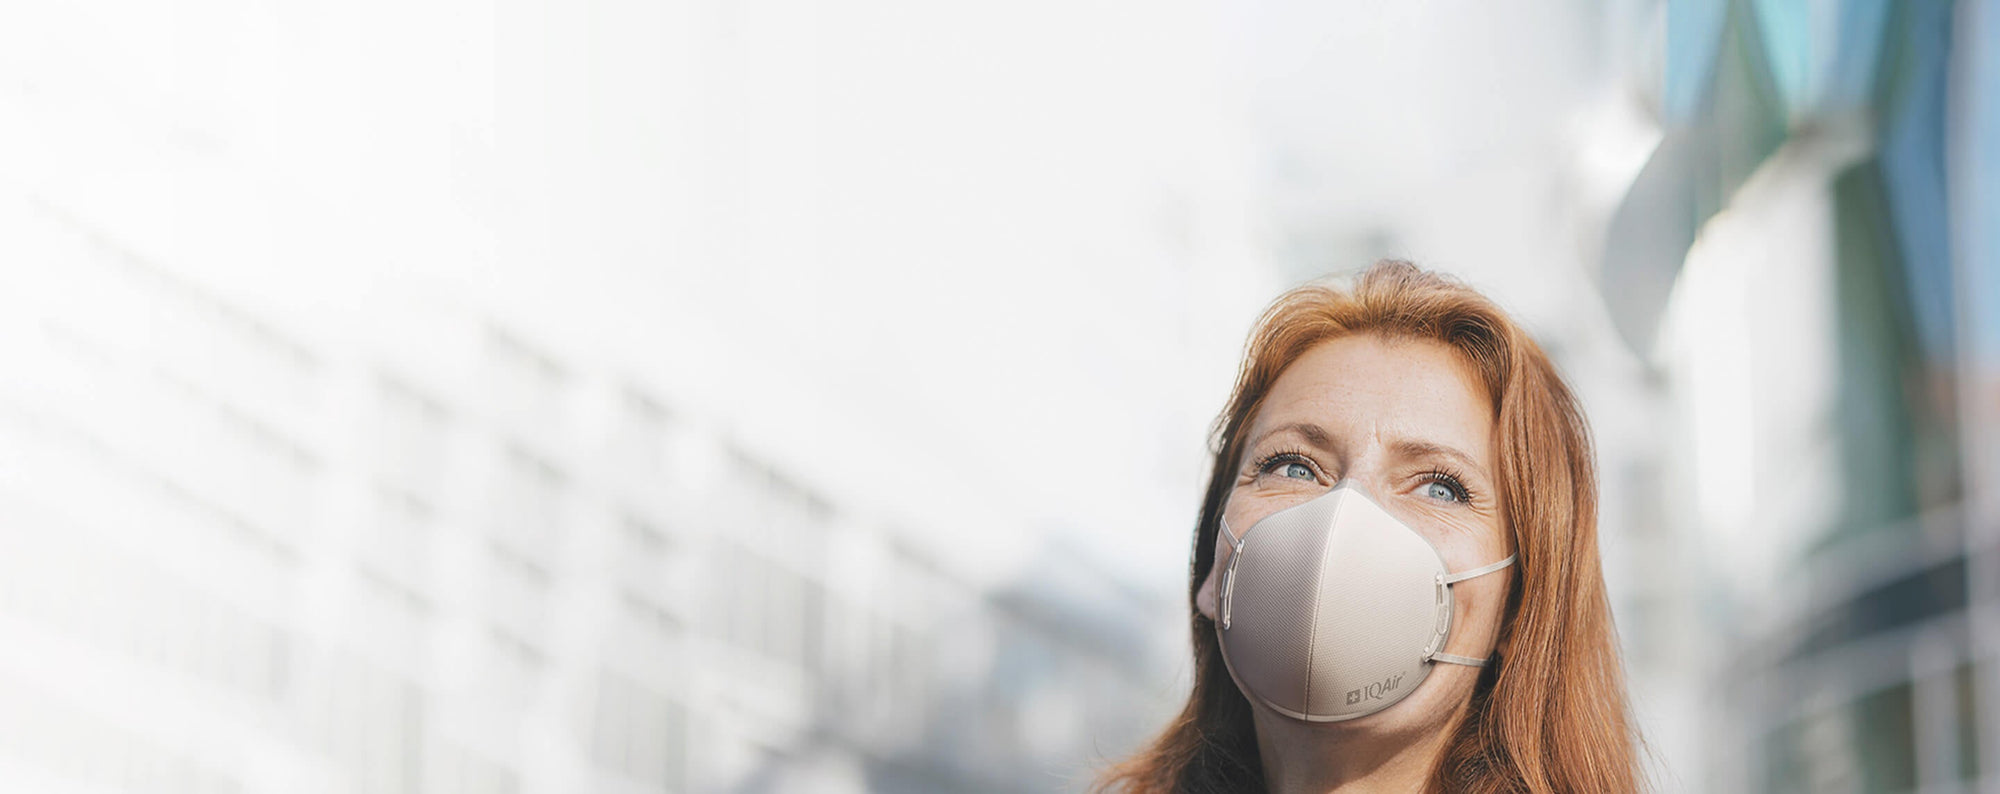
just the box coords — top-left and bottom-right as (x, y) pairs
(1219, 518), (1247, 630)
(1440, 554), (1515, 585)
(1425, 554), (1516, 667)
(1429, 651), (1494, 667)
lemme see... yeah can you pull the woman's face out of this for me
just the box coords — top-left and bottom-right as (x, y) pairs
(1195, 333), (1512, 733)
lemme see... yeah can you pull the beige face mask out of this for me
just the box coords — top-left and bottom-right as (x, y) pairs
(1215, 481), (1514, 722)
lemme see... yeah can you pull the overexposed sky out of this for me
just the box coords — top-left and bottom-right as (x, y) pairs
(0, 0), (1658, 601)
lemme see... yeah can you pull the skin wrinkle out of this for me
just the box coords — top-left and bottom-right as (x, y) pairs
(1194, 334), (1512, 794)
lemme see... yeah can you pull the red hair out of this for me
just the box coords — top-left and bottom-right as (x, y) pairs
(1096, 260), (1641, 792)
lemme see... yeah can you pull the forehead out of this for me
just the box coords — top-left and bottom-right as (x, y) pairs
(1249, 334), (1494, 454)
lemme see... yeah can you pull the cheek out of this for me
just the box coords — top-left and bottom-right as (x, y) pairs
(1449, 570), (1512, 639)
(1194, 530), (1232, 617)
(1432, 526), (1511, 636)
(1420, 510), (1508, 566)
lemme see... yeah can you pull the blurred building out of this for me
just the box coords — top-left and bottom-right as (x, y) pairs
(0, 0), (1266, 791)
(0, 200), (1183, 793)
(1596, 0), (2000, 790)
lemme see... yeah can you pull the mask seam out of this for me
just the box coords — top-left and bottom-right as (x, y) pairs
(1300, 490), (1341, 715)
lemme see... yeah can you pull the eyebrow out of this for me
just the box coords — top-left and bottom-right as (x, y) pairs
(1249, 422), (1492, 484)
(1390, 439), (1493, 484)
(1250, 422), (1338, 453)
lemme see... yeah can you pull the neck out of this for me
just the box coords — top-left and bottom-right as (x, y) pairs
(1251, 708), (1454, 794)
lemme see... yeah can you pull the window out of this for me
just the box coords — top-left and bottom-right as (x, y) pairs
(589, 670), (686, 789)
(308, 650), (424, 794)
(620, 589), (681, 644)
(371, 375), (452, 497)
(610, 387), (674, 485)
(482, 328), (569, 430)
(359, 487), (433, 591)
(491, 445), (565, 559)
(427, 744), (519, 794)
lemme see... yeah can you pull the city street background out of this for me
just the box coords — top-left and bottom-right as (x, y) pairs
(0, 0), (1995, 791)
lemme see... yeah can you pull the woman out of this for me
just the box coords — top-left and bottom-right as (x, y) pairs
(1098, 261), (1641, 793)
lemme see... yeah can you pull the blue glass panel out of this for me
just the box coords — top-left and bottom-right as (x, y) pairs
(1826, 0), (1896, 109)
(1667, 0), (1732, 123)
(1750, 0), (1812, 113)
(1877, 0), (1956, 365)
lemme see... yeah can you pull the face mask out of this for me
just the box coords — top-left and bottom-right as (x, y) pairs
(1214, 480), (1514, 722)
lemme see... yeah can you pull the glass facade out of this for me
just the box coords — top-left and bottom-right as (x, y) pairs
(1607, 0), (2000, 789)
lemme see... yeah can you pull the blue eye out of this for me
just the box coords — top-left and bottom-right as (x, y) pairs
(1254, 451), (1320, 483)
(1419, 470), (1473, 504)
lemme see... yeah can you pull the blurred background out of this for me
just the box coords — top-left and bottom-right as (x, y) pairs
(0, 0), (1994, 791)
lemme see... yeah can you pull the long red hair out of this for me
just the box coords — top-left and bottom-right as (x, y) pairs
(1096, 260), (1641, 792)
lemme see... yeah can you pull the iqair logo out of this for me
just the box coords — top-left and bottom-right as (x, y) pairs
(1345, 672), (1405, 705)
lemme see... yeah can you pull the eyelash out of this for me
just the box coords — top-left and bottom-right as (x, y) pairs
(1252, 449), (1319, 480)
(1252, 451), (1476, 504)
(1418, 468), (1475, 504)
